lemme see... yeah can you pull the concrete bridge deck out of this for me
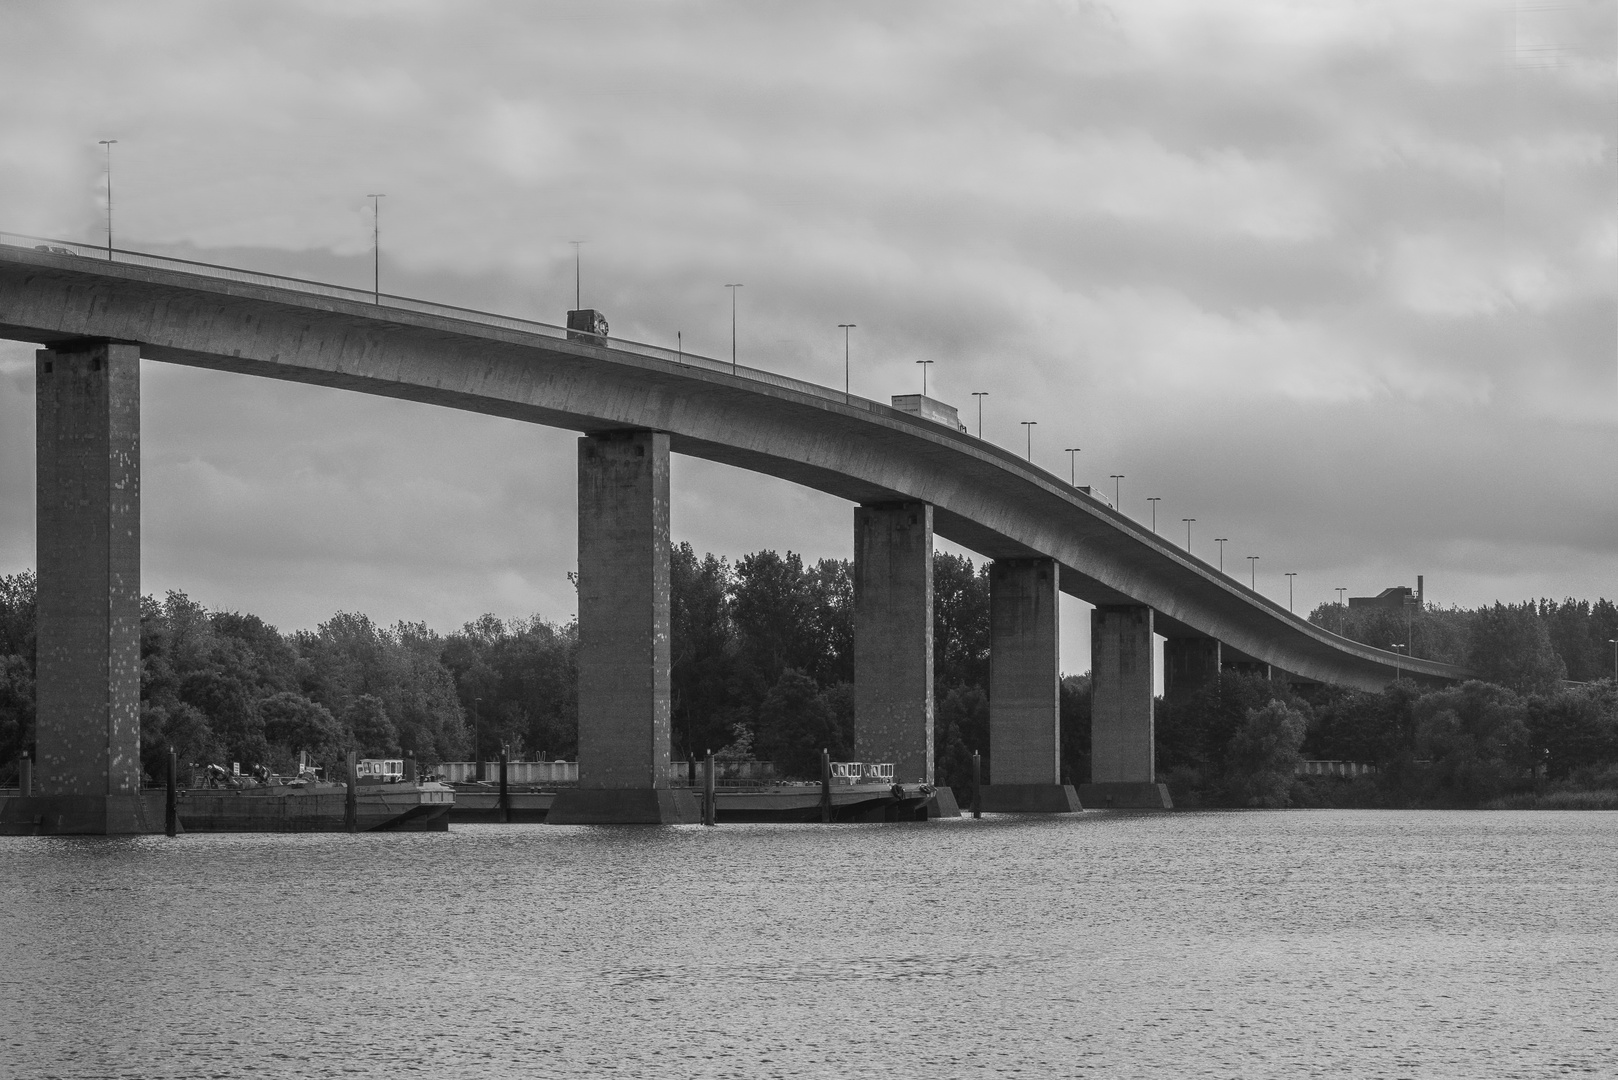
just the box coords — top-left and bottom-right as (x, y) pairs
(0, 236), (1468, 830)
(0, 239), (1461, 687)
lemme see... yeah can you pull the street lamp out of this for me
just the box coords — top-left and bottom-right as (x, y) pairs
(1391, 642), (1405, 681)
(1065, 448), (1081, 486)
(838, 324), (856, 400)
(367, 194), (385, 303)
(725, 284), (743, 372)
(1609, 639), (1617, 682)
(1020, 420), (1037, 460)
(1285, 572), (1297, 612)
(98, 139), (117, 260)
(1147, 497), (1161, 532)
(1214, 538), (1228, 573)
(1182, 518), (1195, 553)
(1110, 474), (1124, 509)
(1336, 588), (1347, 633)
(570, 240), (585, 309)
(1247, 555), (1259, 590)
(917, 359), (934, 396)
(971, 392), (987, 438)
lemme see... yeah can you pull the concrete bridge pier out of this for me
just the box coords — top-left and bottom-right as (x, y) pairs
(1164, 636), (1222, 700)
(980, 558), (1080, 812)
(1, 341), (158, 835)
(548, 431), (699, 824)
(853, 502), (934, 785)
(1080, 604), (1173, 809)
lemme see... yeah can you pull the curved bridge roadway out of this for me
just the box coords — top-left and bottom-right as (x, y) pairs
(0, 239), (1463, 691)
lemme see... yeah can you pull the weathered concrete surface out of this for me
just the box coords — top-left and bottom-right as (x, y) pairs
(854, 502), (933, 785)
(988, 558), (1060, 787)
(0, 793), (163, 835)
(546, 788), (701, 825)
(18, 341), (152, 834)
(1076, 782), (1172, 809)
(0, 246), (1469, 690)
(550, 431), (690, 824)
(1164, 636), (1222, 699)
(1091, 605), (1156, 784)
(979, 783), (1083, 813)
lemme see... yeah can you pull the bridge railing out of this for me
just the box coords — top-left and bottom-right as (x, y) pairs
(2, 230), (886, 412)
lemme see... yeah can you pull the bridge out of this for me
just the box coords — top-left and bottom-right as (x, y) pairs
(0, 236), (1467, 831)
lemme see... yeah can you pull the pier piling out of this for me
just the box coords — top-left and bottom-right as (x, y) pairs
(703, 750), (717, 826)
(971, 751), (982, 819)
(345, 751), (357, 833)
(164, 747), (177, 837)
(820, 748), (832, 823)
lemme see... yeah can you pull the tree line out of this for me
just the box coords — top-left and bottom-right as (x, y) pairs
(1, 563), (1615, 807)
(1307, 597), (1618, 691)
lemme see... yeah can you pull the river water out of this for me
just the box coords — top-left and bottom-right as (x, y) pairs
(2, 810), (1614, 1079)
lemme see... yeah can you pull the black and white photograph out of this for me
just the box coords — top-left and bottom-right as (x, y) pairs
(1, 1), (1614, 1076)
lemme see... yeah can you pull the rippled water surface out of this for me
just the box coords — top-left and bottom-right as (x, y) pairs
(2, 810), (1615, 1079)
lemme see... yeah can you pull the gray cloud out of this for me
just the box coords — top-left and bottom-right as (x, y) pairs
(0, 0), (1612, 675)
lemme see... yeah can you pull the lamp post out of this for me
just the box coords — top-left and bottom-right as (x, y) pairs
(367, 194), (385, 303)
(1214, 538), (1228, 573)
(916, 359), (934, 396)
(971, 392), (987, 438)
(1065, 448), (1081, 486)
(1609, 639), (1617, 682)
(472, 696), (482, 780)
(1147, 497), (1161, 532)
(1336, 587), (1347, 633)
(1182, 518), (1195, 553)
(1391, 643), (1405, 681)
(1247, 555), (1259, 590)
(1020, 420), (1037, 460)
(725, 284), (743, 372)
(1285, 572), (1297, 612)
(569, 240), (588, 310)
(98, 139), (117, 260)
(1110, 474), (1124, 509)
(838, 324), (856, 400)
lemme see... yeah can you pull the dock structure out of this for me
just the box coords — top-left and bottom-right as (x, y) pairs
(0, 241), (1472, 832)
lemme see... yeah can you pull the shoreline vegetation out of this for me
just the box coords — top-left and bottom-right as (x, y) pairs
(1, 553), (1615, 810)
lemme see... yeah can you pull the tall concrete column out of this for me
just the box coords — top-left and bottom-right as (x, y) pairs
(853, 502), (933, 785)
(981, 558), (1079, 812)
(548, 431), (698, 824)
(1164, 636), (1222, 700)
(2, 341), (155, 835)
(1080, 604), (1172, 809)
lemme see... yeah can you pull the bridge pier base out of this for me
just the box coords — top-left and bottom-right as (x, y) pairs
(1, 342), (157, 836)
(548, 431), (699, 825)
(981, 558), (1079, 813)
(1080, 604), (1172, 810)
(854, 502), (934, 786)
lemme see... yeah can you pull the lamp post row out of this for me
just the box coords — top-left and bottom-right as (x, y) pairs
(94, 149), (1323, 610)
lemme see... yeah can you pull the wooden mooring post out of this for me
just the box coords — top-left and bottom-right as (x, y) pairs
(703, 750), (717, 827)
(164, 746), (178, 837)
(820, 747), (832, 823)
(499, 746), (510, 823)
(971, 751), (982, 819)
(345, 750), (358, 833)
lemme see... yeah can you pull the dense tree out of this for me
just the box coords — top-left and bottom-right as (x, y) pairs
(1410, 680), (1534, 803)
(1059, 674), (1091, 786)
(935, 684), (988, 790)
(1466, 604), (1566, 694)
(1223, 700), (1308, 807)
(934, 554), (990, 693)
(1526, 682), (1618, 781)
(756, 669), (847, 778)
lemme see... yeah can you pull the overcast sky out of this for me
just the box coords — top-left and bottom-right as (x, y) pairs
(1, 0), (1613, 673)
